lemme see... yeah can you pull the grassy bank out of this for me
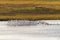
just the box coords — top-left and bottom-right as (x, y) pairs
(0, 4), (60, 20)
(0, 1), (60, 20)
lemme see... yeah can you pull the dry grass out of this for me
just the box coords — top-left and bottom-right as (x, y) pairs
(0, 1), (60, 4)
(0, 1), (60, 20)
(0, 14), (60, 20)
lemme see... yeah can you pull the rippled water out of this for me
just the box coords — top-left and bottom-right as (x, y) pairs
(0, 20), (60, 40)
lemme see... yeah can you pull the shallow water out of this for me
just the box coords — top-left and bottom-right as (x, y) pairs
(0, 20), (60, 40)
